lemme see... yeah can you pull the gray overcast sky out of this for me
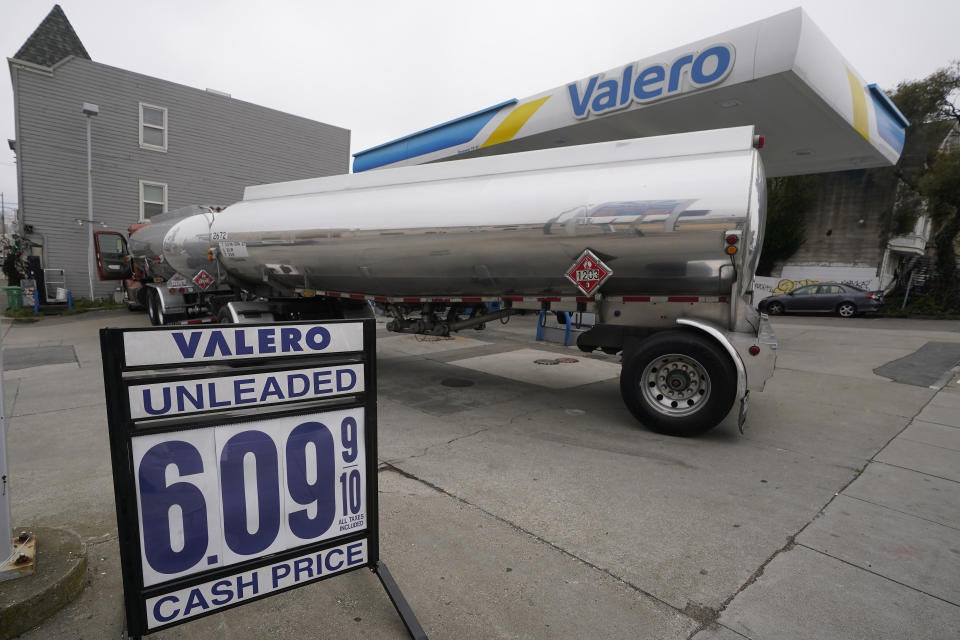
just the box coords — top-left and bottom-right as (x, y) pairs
(2, 0), (959, 210)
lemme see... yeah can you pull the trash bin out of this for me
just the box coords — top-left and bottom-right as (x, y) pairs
(2, 285), (23, 311)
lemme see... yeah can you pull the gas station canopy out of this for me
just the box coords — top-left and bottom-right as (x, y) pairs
(354, 7), (908, 177)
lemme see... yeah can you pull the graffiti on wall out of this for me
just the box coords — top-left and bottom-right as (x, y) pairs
(770, 278), (875, 294)
(779, 267), (878, 290)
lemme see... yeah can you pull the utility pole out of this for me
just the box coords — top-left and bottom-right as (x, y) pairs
(82, 103), (99, 301)
(1, 315), (18, 580)
(1, 191), (6, 239)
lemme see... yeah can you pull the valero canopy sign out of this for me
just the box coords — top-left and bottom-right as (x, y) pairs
(353, 8), (908, 178)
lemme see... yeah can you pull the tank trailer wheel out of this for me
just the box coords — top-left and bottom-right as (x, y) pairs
(619, 330), (737, 437)
(156, 297), (168, 326)
(146, 289), (161, 326)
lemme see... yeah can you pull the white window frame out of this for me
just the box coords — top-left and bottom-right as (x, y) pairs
(139, 180), (168, 221)
(139, 102), (168, 151)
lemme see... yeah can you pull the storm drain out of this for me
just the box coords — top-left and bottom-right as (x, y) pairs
(873, 341), (960, 387)
(534, 357), (580, 366)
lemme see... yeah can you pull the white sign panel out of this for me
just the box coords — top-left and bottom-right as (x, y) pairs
(218, 241), (248, 258)
(145, 539), (367, 629)
(128, 364), (364, 419)
(132, 407), (367, 587)
(123, 323), (365, 367)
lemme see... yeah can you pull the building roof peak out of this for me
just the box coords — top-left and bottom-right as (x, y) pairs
(13, 4), (90, 67)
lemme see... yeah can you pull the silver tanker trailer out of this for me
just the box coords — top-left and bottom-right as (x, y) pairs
(95, 126), (776, 436)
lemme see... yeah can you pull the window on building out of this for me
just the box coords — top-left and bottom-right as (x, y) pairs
(139, 103), (167, 151)
(140, 180), (167, 220)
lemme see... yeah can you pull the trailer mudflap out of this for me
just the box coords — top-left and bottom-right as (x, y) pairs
(738, 390), (749, 434)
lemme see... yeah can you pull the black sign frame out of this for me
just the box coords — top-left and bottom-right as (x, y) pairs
(100, 319), (425, 639)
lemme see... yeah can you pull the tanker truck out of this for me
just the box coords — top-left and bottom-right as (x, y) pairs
(94, 126), (776, 437)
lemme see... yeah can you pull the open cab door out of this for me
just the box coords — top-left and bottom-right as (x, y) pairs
(94, 231), (133, 280)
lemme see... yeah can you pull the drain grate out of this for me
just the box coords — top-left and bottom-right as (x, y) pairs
(415, 335), (455, 343)
(534, 357), (580, 366)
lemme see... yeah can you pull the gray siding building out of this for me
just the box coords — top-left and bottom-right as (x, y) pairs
(8, 5), (349, 298)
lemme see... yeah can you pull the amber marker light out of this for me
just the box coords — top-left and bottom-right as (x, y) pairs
(726, 246), (738, 255)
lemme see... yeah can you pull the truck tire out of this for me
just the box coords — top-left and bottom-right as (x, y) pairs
(146, 289), (161, 326)
(156, 301), (170, 326)
(619, 330), (736, 437)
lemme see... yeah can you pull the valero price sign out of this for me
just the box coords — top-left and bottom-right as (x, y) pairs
(99, 319), (423, 638)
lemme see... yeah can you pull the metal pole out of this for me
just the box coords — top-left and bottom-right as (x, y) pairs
(1, 315), (12, 565)
(901, 272), (914, 310)
(87, 115), (94, 301)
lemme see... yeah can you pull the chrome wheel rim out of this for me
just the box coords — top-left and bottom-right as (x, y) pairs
(839, 304), (855, 317)
(640, 353), (711, 417)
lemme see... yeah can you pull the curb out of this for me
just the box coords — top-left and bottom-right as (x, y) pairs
(0, 527), (88, 640)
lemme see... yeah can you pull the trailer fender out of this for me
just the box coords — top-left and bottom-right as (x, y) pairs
(220, 300), (275, 324)
(676, 318), (749, 432)
(145, 283), (187, 315)
(675, 319), (746, 400)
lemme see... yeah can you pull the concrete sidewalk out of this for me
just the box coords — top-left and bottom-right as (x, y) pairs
(697, 366), (960, 640)
(1, 311), (958, 639)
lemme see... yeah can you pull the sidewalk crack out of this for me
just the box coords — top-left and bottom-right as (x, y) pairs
(842, 493), (960, 531)
(380, 463), (700, 630)
(869, 460), (960, 485)
(382, 427), (490, 465)
(86, 533), (119, 547)
(797, 543), (960, 608)
(11, 401), (104, 418)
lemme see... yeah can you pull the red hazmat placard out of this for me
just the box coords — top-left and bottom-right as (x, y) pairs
(565, 250), (612, 296)
(192, 269), (215, 290)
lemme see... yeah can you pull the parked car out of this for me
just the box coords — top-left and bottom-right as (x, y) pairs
(758, 283), (884, 317)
